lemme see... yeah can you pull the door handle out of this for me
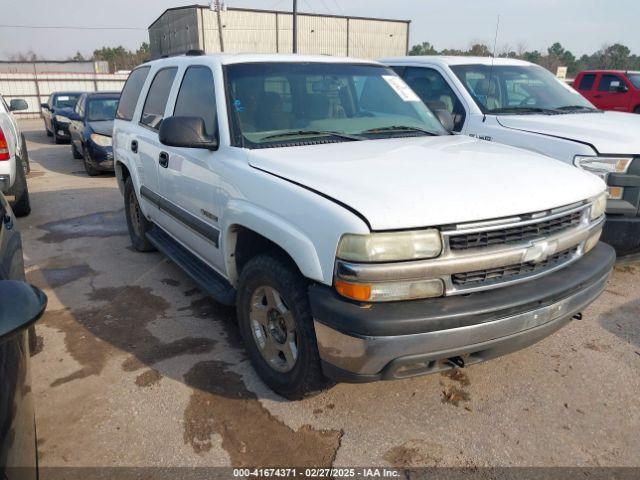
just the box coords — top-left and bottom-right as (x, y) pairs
(131, 140), (138, 153)
(159, 151), (169, 168)
(594, 94), (603, 98)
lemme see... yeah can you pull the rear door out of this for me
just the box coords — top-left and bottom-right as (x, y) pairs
(594, 73), (631, 111)
(157, 65), (224, 270)
(575, 73), (598, 105)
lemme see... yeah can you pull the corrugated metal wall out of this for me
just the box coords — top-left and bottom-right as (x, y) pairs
(151, 7), (408, 59)
(149, 8), (200, 59)
(0, 73), (128, 118)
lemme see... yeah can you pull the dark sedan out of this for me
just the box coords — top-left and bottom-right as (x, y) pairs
(0, 193), (47, 480)
(68, 92), (119, 175)
(40, 92), (83, 144)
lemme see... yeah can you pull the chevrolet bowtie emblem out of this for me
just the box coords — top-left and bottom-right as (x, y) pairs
(522, 239), (558, 264)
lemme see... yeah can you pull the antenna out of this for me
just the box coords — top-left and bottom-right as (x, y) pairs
(484, 14), (500, 122)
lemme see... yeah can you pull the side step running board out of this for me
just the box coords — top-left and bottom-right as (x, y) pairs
(146, 227), (236, 306)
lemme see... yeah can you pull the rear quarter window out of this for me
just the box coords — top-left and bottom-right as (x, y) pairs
(116, 66), (151, 121)
(140, 67), (178, 130)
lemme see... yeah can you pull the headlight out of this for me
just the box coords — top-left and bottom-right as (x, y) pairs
(589, 192), (607, 220)
(574, 156), (632, 181)
(337, 229), (442, 262)
(90, 133), (112, 147)
(54, 114), (70, 123)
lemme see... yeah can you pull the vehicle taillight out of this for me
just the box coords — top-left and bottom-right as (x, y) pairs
(0, 127), (9, 161)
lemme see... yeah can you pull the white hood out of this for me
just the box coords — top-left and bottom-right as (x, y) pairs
(497, 111), (640, 155)
(247, 136), (604, 230)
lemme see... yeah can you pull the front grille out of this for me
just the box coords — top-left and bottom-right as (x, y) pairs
(449, 210), (582, 251)
(451, 247), (578, 287)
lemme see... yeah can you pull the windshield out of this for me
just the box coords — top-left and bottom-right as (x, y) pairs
(87, 98), (119, 121)
(626, 73), (640, 89)
(225, 62), (447, 148)
(451, 64), (594, 114)
(53, 94), (80, 109)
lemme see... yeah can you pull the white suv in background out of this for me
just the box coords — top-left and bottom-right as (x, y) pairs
(383, 56), (640, 255)
(0, 95), (31, 217)
(113, 53), (613, 399)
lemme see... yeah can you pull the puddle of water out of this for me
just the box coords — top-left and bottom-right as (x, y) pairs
(37, 210), (128, 243)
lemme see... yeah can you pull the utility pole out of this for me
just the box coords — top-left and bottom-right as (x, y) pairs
(292, 0), (298, 53)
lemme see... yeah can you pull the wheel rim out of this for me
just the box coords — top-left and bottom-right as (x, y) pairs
(129, 190), (142, 237)
(249, 286), (298, 373)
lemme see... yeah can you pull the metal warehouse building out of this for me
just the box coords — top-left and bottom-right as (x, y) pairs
(149, 5), (410, 60)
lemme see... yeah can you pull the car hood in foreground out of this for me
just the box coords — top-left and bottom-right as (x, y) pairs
(247, 135), (604, 231)
(496, 111), (640, 155)
(88, 120), (114, 137)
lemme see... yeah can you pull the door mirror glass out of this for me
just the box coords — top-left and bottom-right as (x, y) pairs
(434, 109), (455, 132)
(9, 99), (28, 112)
(159, 116), (218, 150)
(0, 281), (47, 342)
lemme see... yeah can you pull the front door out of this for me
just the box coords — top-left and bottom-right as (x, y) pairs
(594, 74), (632, 111)
(157, 65), (224, 272)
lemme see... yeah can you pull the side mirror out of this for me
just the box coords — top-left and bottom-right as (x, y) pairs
(67, 112), (81, 121)
(9, 99), (28, 112)
(40, 103), (50, 110)
(0, 281), (47, 342)
(434, 109), (455, 132)
(159, 116), (218, 150)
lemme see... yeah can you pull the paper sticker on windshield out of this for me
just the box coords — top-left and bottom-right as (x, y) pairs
(58, 96), (70, 101)
(382, 75), (420, 102)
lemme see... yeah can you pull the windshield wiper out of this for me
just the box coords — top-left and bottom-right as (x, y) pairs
(260, 130), (363, 142)
(488, 107), (561, 115)
(360, 125), (439, 136)
(554, 105), (600, 113)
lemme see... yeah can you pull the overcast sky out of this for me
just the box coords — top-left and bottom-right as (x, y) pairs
(1, 0), (638, 60)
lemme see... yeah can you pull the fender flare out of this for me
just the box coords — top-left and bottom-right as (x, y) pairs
(222, 199), (324, 285)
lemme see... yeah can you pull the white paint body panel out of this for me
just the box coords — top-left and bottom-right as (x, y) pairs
(114, 54), (605, 287)
(0, 95), (22, 192)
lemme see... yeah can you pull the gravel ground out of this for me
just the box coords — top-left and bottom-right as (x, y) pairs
(16, 119), (640, 472)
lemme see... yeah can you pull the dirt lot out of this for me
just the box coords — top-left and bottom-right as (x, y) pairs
(16, 118), (640, 469)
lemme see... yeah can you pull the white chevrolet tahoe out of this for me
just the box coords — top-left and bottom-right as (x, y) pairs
(0, 95), (31, 217)
(382, 56), (640, 255)
(113, 53), (614, 399)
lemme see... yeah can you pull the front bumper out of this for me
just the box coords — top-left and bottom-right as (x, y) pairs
(310, 242), (615, 382)
(52, 120), (71, 139)
(86, 143), (114, 171)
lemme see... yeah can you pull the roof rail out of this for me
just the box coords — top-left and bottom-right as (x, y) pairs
(185, 49), (205, 56)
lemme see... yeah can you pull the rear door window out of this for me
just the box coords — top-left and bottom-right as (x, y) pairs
(173, 66), (217, 136)
(140, 67), (178, 130)
(578, 74), (596, 91)
(116, 66), (151, 121)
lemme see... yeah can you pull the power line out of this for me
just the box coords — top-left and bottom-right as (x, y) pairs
(0, 24), (146, 30)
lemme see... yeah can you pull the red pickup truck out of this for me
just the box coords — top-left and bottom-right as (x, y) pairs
(574, 70), (640, 113)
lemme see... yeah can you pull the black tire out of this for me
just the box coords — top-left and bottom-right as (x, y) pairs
(45, 124), (53, 137)
(124, 176), (156, 252)
(82, 146), (99, 176)
(634, 106), (640, 114)
(236, 254), (333, 400)
(10, 160), (31, 217)
(71, 141), (83, 159)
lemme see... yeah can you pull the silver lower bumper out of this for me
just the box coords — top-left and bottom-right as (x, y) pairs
(314, 272), (609, 380)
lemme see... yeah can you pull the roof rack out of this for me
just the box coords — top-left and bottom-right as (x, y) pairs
(185, 49), (205, 56)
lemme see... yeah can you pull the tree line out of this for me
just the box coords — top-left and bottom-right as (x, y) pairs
(409, 41), (640, 76)
(8, 43), (150, 73)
